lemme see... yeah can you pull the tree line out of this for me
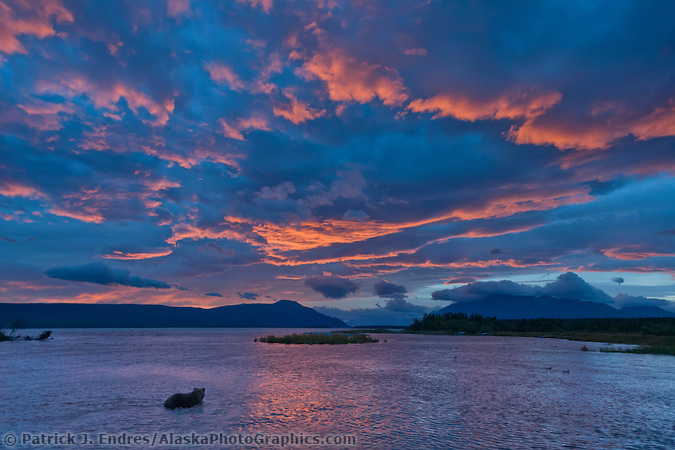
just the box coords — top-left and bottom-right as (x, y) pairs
(406, 312), (675, 336)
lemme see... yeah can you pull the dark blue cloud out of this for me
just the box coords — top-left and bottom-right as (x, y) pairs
(237, 292), (259, 300)
(373, 280), (407, 299)
(305, 276), (359, 299)
(45, 263), (174, 289)
(432, 273), (614, 304)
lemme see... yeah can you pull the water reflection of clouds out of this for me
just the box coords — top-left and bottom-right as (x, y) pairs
(240, 342), (397, 444)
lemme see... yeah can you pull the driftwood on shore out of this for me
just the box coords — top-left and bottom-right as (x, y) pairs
(1, 330), (52, 341)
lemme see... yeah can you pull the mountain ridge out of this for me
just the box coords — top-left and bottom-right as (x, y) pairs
(435, 294), (675, 319)
(0, 300), (349, 328)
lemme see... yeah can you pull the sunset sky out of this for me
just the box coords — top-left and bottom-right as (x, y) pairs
(1, 0), (674, 323)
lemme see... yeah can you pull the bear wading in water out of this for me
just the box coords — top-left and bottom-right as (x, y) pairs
(164, 388), (205, 410)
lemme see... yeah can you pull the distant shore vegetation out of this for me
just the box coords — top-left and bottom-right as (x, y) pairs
(406, 313), (675, 355)
(258, 332), (379, 345)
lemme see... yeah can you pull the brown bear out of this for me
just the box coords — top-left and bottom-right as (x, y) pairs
(163, 388), (205, 409)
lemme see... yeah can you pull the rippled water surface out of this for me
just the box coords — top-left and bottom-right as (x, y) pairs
(1, 329), (674, 449)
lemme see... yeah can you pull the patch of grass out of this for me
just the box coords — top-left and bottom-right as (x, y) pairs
(341, 328), (394, 334)
(597, 346), (675, 356)
(259, 333), (379, 345)
(580, 343), (675, 355)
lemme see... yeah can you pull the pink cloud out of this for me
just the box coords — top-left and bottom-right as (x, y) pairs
(273, 92), (325, 124)
(48, 207), (105, 224)
(0, 181), (43, 198)
(403, 47), (427, 56)
(15, 99), (75, 130)
(219, 114), (270, 140)
(0, 0), (73, 54)
(167, 0), (190, 17)
(299, 50), (408, 107)
(632, 100), (675, 141)
(205, 62), (245, 91)
(408, 88), (561, 121)
(237, 0), (273, 14)
(38, 76), (174, 126)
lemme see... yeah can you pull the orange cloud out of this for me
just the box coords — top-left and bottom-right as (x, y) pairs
(408, 88), (561, 121)
(167, 222), (256, 246)
(102, 249), (174, 260)
(507, 118), (626, 150)
(0, 0), (73, 54)
(165, 185), (589, 268)
(253, 219), (403, 252)
(450, 187), (591, 221)
(509, 98), (675, 151)
(602, 247), (675, 261)
(275, 274), (305, 280)
(299, 50), (408, 106)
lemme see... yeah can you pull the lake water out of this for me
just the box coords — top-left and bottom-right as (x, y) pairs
(1, 329), (673, 449)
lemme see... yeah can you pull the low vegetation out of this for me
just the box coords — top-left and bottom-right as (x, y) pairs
(258, 332), (379, 345)
(406, 313), (675, 355)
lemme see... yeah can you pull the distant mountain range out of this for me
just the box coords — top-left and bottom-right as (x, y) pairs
(0, 300), (348, 328)
(436, 294), (675, 320)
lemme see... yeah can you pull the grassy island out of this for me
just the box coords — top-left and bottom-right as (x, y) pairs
(406, 313), (675, 355)
(258, 332), (379, 345)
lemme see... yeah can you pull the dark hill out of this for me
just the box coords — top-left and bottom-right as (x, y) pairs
(435, 294), (675, 319)
(0, 300), (348, 328)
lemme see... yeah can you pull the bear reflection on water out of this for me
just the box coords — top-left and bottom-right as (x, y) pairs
(164, 388), (205, 409)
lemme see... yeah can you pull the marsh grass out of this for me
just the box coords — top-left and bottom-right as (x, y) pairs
(596, 345), (675, 355)
(259, 332), (379, 345)
(580, 342), (675, 355)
